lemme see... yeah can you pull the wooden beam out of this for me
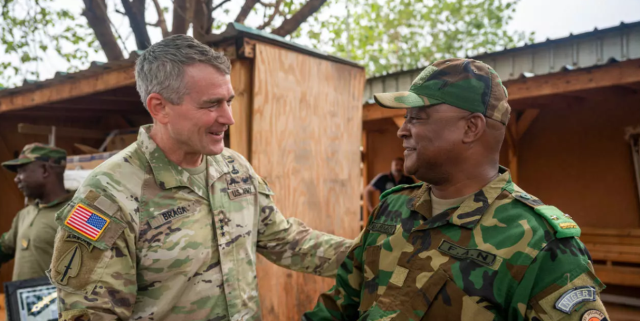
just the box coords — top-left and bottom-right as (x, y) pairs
(18, 124), (108, 139)
(504, 58), (640, 101)
(229, 59), (253, 161)
(361, 129), (369, 229)
(516, 109), (540, 139)
(392, 116), (405, 128)
(363, 103), (405, 121)
(0, 65), (136, 113)
(505, 115), (519, 183)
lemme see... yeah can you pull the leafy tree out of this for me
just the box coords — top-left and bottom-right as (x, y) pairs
(301, 0), (534, 76)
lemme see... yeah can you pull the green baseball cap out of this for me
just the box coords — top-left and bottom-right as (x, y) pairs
(373, 58), (511, 125)
(2, 143), (67, 172)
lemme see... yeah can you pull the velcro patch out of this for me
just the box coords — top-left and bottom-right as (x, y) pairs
(367, 222), (397, 234)
(55, 245), (82, 285)
(437, 240), (496, 267)
(228, 185), (256, 200)
(555, 286), (596, 314)
(64, 204), (110, 241)
(149, 205), (195, 228)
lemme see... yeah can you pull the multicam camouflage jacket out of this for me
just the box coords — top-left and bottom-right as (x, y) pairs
(304, 167), (609, 321)
(49, 125), (353, 321)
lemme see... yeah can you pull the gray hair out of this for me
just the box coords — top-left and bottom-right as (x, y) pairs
(135, 34), (231, 109)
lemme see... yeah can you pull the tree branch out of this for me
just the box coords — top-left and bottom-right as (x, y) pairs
(258, 1), (275, 8)
(235, 0), (258, 24)
(121, 0), (152, 49)
(212, 0), (230, 12)
(151, 0), (169, 37)
(272, 0), (327, 37)
(82, 0), (124, 61)
(193, 0), (213, 41)
(172, 0), (195, 35)
(257, 0), (282, 30)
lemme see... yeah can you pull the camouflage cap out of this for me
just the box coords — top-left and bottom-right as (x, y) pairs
(1, 143), (67, 172)
(373, 58), (511, 125)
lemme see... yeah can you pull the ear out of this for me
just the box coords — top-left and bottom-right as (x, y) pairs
(147, 93), (170, 125)
(462, 113), (486, 144)
(40, 162), (51, 178)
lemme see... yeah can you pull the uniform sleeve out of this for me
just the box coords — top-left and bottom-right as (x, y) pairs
(255, 177), (354, 278)
(50, 186), (137, 321)
(509, 235), (609, 321)
(302, 208), (375, 321)
(0, 213), (20, 264)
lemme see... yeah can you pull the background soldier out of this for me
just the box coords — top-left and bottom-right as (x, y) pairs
(0, 143), (71, 281)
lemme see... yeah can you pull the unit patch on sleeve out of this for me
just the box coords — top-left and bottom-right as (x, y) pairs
(64, 204), (110, 241)
(581, 309), (608, 321)
(555, 286), (596, 314)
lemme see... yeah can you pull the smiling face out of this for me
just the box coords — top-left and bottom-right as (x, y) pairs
(161, 63), (235, 156)
(396, 104), (471, 185)
(14, 161), (46, 199)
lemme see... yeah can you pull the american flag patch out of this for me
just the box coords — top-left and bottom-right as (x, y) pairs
(64, 204), (110, 241)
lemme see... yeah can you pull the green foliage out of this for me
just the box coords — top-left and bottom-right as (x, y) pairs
(300, 0), (535, 76)
(0, 0), (98, 87)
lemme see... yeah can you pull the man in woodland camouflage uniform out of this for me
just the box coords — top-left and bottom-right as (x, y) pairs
(304, 58), (610, 321)
(49, 35), (353, 321)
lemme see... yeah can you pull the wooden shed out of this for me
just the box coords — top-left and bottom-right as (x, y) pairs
(360, 21), (640, 316)
(0, 23), (365, 320)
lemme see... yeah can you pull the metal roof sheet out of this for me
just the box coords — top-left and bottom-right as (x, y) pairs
(363, 20), (640, 104)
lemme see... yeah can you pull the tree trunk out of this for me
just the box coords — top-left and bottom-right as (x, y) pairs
(193, 0), (213, 42)
(172, 0), (196, 35)
(121, 0), (152, 50)
(151, 0), (170, 38)
(235, 0), (258, 24)
(82, 0), (124, 61)
(272, 0), (327, 37)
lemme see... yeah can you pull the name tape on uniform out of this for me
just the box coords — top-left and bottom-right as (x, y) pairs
(437, 240), (497, 267)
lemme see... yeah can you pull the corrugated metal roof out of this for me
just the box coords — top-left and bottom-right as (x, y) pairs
(0, 23), (361, 98)
(363, 20), (640, 104)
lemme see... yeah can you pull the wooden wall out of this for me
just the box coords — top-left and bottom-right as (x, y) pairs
(251, 42), (365, 320)
(517, 95), (640, 228)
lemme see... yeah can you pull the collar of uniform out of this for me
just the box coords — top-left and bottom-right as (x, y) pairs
(411, 166), (513, 229)
(136, 125), (229, 190)
(37, 190), (74, 208)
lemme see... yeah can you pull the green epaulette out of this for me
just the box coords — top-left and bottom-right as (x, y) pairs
(513, 192), (581, 238)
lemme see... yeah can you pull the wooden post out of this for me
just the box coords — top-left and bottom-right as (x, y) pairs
(505, 114), (519, 183)
(229, 59), (253, 161)
(361, 129), (369, 229)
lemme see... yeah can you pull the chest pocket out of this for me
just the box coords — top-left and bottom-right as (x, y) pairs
(367, 250), (497, 321)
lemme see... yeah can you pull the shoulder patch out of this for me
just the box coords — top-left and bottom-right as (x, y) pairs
(380, 182), (424, 201)
(534, 205), (581, 238)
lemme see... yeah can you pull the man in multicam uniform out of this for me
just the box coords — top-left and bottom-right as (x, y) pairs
(304, 58), (610, 321)
(49, 34), (353, 321)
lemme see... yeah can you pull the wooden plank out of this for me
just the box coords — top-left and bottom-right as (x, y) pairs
(363, 103), (405, 121)
(504, 115), (519, 183)
(0, 65), (136, 113)
(392, 116), (405, 128)
(504, 58), (640, 101)
(229, 59), (253, 161)
(251, 42), (364, 321)
(18, 123), (108, 139)
(581, 226), (640, 237)
(592, 264), (640, 287)
(588, 251), (640, 264)
(581, 235), (640, 246)
(362, 129), (369, 228)
(516, 109), (540, 139)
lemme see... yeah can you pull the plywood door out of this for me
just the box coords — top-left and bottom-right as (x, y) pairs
(251, 42), (365, 320)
